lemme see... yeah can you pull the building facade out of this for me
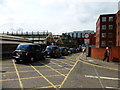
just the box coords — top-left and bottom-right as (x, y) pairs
(96, 14), (116, 48)
(65, 30), (95, 46)
(116, 10), (120, 47)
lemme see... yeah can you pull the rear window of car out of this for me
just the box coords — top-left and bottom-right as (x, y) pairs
(46, 46), (52, 51)
(16, 45), (29, 50)
(60, 47), (65, 51)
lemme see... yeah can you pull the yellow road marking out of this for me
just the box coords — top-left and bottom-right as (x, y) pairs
(59, 54), (81, 88)
(1, 74), (67, 82)
(12, 60), (23, 90)
(59, 53), (82, 88)
(52, 59), (73, 66)
(41, 62), (66, 77)
(29, 64), (56, 88)
(5, 70), (36, 74)
(36, 85), (60, 89)
(78, 59), (118, 71)
(50, 61), (70, 70)
(0, 78), (18, 82)
(2, 68), (69, 74)
(1, 67), (14, 68)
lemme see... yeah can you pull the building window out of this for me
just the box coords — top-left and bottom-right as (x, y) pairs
(108, 41), (113, 47)
(108, 33), (113, 38)
(102, 25), (106, 30)
(78, 33), (80, 38)
(101, 41), (106, 47)
(109, 17), (113, 21)
(102, 17), (106, 22)
(74, 33), (76, 38)
(101, 33), (106, 38)
(109, 25), (113, 30)
(70, 33), (72, 37)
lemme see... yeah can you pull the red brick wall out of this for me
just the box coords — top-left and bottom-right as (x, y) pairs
(111, 47), (120, 61)
(91, 47), (120, 61)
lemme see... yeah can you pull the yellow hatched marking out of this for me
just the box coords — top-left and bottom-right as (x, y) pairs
(59, 53), (82, 88)
(40, 62), (66, 77)
(0, 78), (18, 82)
(50, 61), (70, 70)
(2, 68), (69, 74)
(1, 74), (67, 82)
(37, 85), (60, 89)
(29, 64), (56, 88)
(5, 70), (35, 74)
(59, 60), (79, 88)
(12, 60), (23, 90)
(2, 67), (14, 68)
(52, 59), (73, 66)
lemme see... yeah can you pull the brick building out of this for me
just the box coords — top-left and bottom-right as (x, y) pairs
(96, 14), (116, 48)
(89, 34), (96, 46)
(91, 10), (120, 61)
(116, 10), (120, 47)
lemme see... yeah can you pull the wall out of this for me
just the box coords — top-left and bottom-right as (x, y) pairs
(91, 47), (120, 61)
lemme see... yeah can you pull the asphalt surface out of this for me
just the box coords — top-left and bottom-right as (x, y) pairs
(1, 53), (119, 89)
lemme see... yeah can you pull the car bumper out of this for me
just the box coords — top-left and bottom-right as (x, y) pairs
(12, 56), (30, 61)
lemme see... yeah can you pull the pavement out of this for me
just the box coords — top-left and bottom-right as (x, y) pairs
(80, 53), (119, 71)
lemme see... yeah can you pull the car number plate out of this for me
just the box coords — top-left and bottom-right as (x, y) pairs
(16, 52), (22, 54)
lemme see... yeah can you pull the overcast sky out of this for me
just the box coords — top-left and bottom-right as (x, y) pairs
(0, 0), (119, 35)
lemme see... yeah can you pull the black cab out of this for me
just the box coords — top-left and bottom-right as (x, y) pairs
(44, 45), (62, 58)
(59, 47), (69, 56)
(12, 43), (45, 63)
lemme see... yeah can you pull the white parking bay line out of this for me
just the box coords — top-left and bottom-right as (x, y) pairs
(85, 75), (119, 80)
(106, 87), (119, 89)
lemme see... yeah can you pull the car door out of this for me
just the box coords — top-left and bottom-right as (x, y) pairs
(34, 45), (42, 60)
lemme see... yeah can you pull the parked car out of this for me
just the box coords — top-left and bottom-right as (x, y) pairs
(59, 47), (69, 56)
(44, 45), (62, 58)
(12, 43), (45, 63)
(68, 48), (76, 54)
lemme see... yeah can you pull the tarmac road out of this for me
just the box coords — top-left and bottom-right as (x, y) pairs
(1, 53), (119, 89)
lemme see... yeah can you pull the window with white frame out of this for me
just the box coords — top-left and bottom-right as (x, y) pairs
(74, 33), (76, 38)
(101, 41), (106, 47)
(101, 33), (106, 38)
(109, 17), (113, 21)
(78, 33), (80, 38)
(102, 17), (106, 22)
(102, 25), (106, 30)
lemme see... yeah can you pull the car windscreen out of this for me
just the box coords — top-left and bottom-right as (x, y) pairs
(16, 45), (29, 50)
(46, 46), (52, 51)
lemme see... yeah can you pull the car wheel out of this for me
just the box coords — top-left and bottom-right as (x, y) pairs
(15, 59), (21, 63)
(41, 55), (46, 60)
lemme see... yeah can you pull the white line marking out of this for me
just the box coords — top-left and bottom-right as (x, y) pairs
(85, 75), (119, 80)
(106, 87), (119, 89)
(93, 66), (104, 89)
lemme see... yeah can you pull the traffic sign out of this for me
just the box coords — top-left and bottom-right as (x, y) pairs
(84, 33), (89, 39)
